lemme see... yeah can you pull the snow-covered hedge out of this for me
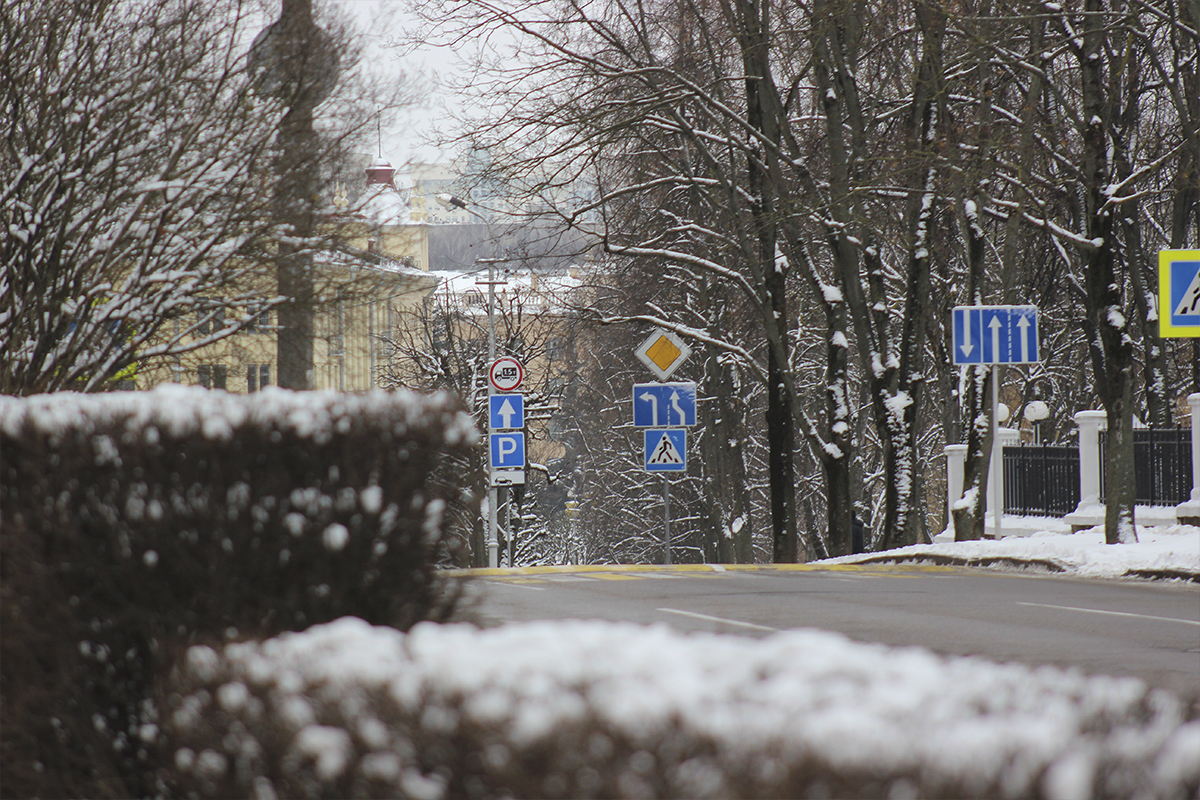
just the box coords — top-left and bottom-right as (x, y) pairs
(158, 618), (1199, 800)
(0, 387), (479, 799)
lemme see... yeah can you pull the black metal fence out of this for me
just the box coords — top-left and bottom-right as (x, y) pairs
(1099, 429), (1192, 506)
(1001, 429), (1193, 516)
(1003, 445), (1080, 516)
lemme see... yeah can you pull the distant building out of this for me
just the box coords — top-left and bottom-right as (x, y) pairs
(136, 154), (436, 393)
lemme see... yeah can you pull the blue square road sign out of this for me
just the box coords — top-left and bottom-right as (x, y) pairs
(490, 432), (525, 469)
(644, 429), (687, 472)
(489, 394), (525, 430)
(633, 382), (697, 427)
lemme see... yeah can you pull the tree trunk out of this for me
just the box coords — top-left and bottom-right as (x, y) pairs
(1079, 0), (1136, 544)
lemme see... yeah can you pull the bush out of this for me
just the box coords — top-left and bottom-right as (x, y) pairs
(0, 386), (479, 799)
(156, 619), (1200, 800)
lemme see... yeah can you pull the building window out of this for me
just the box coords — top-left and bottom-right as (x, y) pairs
(247, 364), (270, 392)
(197, 307), (225, 336)
(246, 309), (271, 333)
(198, 364), (227, 390)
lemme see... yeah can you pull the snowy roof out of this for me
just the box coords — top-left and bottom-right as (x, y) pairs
(429, 267), (583, 313)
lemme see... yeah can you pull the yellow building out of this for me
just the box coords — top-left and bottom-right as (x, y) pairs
(137, 156), (437, 393)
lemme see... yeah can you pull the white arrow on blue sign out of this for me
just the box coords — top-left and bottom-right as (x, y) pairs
(489, 394), (524, 430)
(633, 382), (697, 427)
(490, 432), (525, 469)
(952, 306), (1039, 365)
(644, 429), (686, 472)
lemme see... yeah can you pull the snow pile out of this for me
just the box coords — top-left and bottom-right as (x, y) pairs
(834, 525), (1200, 580)
(162, 618), (1199, 800)
(0, 384), (478, 448)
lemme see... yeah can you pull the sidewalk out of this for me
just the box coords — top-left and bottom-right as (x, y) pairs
(823, 521), (1200, 582)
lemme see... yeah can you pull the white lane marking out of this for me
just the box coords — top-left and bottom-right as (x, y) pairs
(657, 608), (778, 632)
(486, 581), (545, 591)
(1018, 602), (1200, 627)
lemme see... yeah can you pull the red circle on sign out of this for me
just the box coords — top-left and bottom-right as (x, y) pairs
(489, 357), (524, 391)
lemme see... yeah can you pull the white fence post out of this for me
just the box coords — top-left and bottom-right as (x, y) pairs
(986, 427), (1020, 538)
(944, 444), (967, 536)
(1064, 410), (1106, 532)
(1176, 393), (1200, 526)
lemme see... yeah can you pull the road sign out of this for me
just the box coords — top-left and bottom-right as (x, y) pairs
(952, 306), (1039, 365)
(492, 469), (525, 486)
(636, 330), (692, 380)
(490, 432), (525, 469)
(1159, 250), (1200, 337)
(489, 357), (524, 392)
(644, 429), (687, 472)
(633, 382), (697, 427)
(489, 394), (524, 430)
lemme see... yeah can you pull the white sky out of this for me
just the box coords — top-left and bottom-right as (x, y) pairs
(334, 0), (467, 165)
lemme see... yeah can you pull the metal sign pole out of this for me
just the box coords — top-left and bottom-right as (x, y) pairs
(992, 364), (1002, 539)
(663, 475), (671, 565)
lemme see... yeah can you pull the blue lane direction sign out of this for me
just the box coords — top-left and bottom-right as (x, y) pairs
(644, 429), (687, 472)
(952, 306), (1039, 365)
(490, 432), (525, 469)
(633, 382), (697, 427)
(489, 394), (524, 430)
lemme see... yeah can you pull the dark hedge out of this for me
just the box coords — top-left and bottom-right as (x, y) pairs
(0, 387), (480, 799)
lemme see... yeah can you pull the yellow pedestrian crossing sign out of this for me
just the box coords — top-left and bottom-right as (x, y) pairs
(1159, 250), (1200, 337)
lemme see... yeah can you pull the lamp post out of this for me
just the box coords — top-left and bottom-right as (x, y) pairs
(1024, 400), (1050, 444)
(436, 193), (503, 568)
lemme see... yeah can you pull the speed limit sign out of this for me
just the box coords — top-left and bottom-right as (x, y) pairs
(489, 357), (524, 392)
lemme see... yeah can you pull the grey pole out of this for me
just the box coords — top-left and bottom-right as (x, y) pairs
(992, 364), (1003, 539)
(436, 194), (500, 568)
(663, 475), (671, 565)
(486, 252), (499, 568)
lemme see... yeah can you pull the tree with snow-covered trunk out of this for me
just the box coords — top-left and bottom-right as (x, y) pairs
(805, 0), (948, 550)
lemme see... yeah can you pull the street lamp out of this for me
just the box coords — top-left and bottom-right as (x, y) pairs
(435, 193), (503, 568)
(1024, 400), (1050, 444)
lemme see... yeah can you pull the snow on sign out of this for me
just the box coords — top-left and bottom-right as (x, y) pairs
(1158, 250), (1200, 337)
(489, 357), (524, 392)
(952, 306), (1039, 365)
(644, 429), (686, 472)
(635, 330), (691, 380)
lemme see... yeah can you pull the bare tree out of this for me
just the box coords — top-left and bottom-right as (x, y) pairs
(1, 0), (415, 396)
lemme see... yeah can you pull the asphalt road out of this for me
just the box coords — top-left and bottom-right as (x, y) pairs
(454, 564), (1200, 699)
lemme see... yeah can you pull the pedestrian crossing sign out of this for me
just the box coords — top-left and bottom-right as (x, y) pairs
(1159, 250), (1200, 337)
(644, 429), (686, 472)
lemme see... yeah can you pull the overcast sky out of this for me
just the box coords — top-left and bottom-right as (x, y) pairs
(334, 0), (464, 165)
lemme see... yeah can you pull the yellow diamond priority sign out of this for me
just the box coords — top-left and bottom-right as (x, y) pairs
(636, 330), (691, 380)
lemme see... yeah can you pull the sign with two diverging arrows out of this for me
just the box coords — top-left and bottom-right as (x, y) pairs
(632, 382), (697, 427)
(952, 306), (1040, 365)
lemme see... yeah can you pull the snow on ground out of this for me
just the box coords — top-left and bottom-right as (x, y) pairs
(182, 616), (1199, 800)
(175, 526), (1200, 799)
(824, 522), (1200, 580)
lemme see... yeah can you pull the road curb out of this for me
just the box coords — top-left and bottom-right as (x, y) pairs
(445, 560), (1200, 582)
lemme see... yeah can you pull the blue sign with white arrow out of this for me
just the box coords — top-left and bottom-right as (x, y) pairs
(952, 306), (1039, 365)
(489, 394), (524, 430)
(633, 382), (697, 427)
(490, 432), (525, 469)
